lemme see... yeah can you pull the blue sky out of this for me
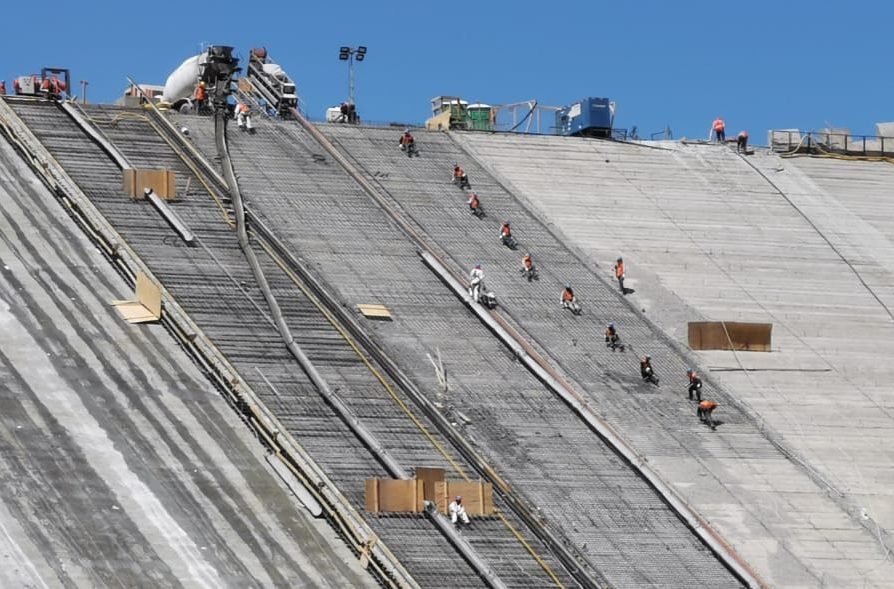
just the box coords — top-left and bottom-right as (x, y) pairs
(3, 1), (891, 140)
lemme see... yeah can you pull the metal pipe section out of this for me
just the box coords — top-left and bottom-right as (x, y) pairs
(213, 113), (409, 481)
(292, 104), (761, 587)
(0, 96), (420, 589)
(212, 113), (510, 589)
(60, 101), (132, 170)
(422, 501), (508, 589)
(247, 210), (603, 589)
(419, 250), (766, 589)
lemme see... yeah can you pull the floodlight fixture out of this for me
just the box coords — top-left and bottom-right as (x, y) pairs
(339, 46), (350, 60)
(356, 46), (367, 61)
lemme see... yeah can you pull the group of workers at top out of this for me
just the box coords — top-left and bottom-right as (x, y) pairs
(0, 76), (67, 98)
(193, 81), (253, 131)
(712, 117), (749, 154)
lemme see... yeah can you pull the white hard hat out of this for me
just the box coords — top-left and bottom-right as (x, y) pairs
(455, 495), (462, 501)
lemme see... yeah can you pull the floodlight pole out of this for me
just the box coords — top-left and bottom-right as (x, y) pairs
(348, 51), (355, 106)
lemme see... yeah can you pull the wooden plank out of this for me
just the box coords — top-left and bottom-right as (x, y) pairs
(356, 303), (392, 319)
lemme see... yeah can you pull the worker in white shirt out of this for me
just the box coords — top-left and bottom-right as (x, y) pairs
(449, 495), (470, 526)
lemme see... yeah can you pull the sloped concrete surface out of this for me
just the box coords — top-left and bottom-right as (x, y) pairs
(0, 136), (374, 588)
(457, 130), (894, 588)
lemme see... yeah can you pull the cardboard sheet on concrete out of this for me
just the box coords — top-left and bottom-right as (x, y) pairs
(123, 168), (177, 200)
(365, 479), (424, 513)
(434, 481), (494, 516)
(688, 321), (772, 352)
(112, 272), (162, 323)
(356, 303), (392, 320)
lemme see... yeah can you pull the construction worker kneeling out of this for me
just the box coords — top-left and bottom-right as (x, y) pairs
(698, 400), (719, 430)
(449, 495), (470, 526)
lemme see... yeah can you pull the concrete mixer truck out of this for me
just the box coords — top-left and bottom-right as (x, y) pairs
(161, 45), (239, 113)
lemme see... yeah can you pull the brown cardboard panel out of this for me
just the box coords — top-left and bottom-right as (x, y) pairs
(113, 302), (158, 323)
(365, 479), (424, 513)
(136, 272), (161, 318)
(688, 321), (772, 352)
(434, 481), (494, 516)
(122, 169), (177, 199)
(365, 479), (379, 513)
(111, 272), (162, 324)
(415, 467), (446, 502)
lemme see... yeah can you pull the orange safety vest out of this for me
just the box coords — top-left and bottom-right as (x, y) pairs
(699, 400), (717, 411)
(605, 327), (616, 338)
(238, 103), (249, 114)
(454, 166), (463, 178)
(402, 133), (413, 145)
(0, 81), (5, 95)
(562, 289), (574, 302)
(523, 256), (533, 269)
(615, 261), (624, 279)
(195, 84), (206, 100)
(469, 194), (479, 207)
(713, 118), (725, 131)
(501, 224), (511, 237)
(40, 78), (50, 91)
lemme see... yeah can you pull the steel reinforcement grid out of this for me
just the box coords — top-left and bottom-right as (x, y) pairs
(177, 113), (746, 589)
(6, 99), (577, 589)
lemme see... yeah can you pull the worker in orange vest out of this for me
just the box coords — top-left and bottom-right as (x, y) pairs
(452, 164), (470, 189)
(614, 257), (625, 294)
(737, 130), (749, 154)
(561, 284), (576, 308)
(605, 323), (624, 351)
(697, 400), (718, 429)
(521, 253), (537, 281)
(712, 117), (726, 143)
(467, 192), (482, 217)
(0, 80), (5, 95)
(500, 221), (516, 248)
(235, 102), (253, 132)
(194, 81), (207, 113)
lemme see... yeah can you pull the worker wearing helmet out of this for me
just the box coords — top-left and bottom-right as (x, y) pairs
(194, 81), (207, 113)
(467, 192), (481, 216)
(640, 355), (658, 384)
(561, 284), (575, 308)
(235, 102), (253, 132)
(500, 221), (515, 248)
(452, 164), (470, 189)
(449, 495), (470, 525)
(521, 253), (536, 280)
(687, 369), (703, 402)
(469, 264), (484, 302)
(697, 400), (719, 429)
(605, 323), (621, 350)
(712, 117), (726, 143)
(398, 128), (417, 156)
(614, 257), (625, 294)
